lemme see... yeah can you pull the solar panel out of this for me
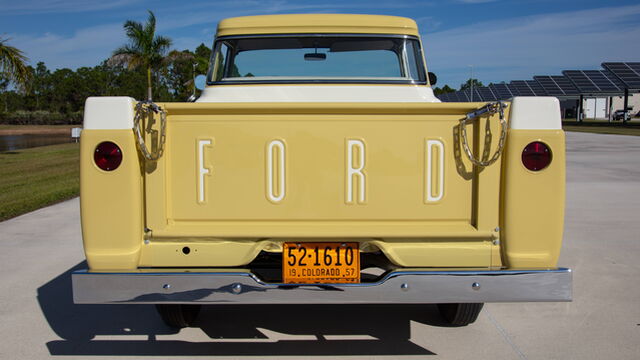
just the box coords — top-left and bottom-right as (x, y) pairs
(510, 81), (536, 96)
(445, 92), (456, 102)
(458, 89), (471, 102)
(563, 70), (624, 94)
(602, 62), (640, 89)
(476, 86), (497, 101)
(489, 83), (514, 100)
(525, 80), (547, 96)
(438, 92), (453, 102)
(466, 88), (484, 101)
(563, 70), (599, 93)
(506, 84), (520, 96)
(551, 76), (579, 95)
(600, 70), (626, 89)
(534, 76), (563, 96)
(533, 76), (579, 96)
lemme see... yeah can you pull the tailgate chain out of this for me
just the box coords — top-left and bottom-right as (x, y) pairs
(460, 101), (508, 167)
(133, 101), (167, 161)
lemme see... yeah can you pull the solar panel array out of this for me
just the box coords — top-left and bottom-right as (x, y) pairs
(602, 62), (640, 90)
(562, 70), (624, 94)
(533, 76), (579, 96)
(437, 61), (637, 102)
(526, 80), (547, 96)
(476, 86), (497, 101)
(510, 80), (548, 96)
(489, 83), (514, 100)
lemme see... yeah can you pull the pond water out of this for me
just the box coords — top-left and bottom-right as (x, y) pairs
(0, 134), (75, 152)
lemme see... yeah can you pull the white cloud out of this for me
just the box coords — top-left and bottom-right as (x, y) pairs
(10, 24), (126, 69)
(425, 4), (640, 87)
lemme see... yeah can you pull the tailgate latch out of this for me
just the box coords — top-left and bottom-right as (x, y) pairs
(133, 101), (167, 161)
(460, 101), (508, 167)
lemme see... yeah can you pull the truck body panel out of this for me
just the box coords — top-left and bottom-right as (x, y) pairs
(75, 15), (571, 315)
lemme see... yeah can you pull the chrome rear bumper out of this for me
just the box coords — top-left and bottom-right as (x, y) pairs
(72, 268), (572, 304)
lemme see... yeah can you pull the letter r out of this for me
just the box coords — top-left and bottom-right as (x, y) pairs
(346, 139), (366, 204)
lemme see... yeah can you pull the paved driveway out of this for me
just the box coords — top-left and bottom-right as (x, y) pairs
(1, 131), (639, 359)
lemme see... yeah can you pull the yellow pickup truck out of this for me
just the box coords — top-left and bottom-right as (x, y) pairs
(73, 14), (571, 327)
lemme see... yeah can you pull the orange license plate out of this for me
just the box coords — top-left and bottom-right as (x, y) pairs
(283, 242), (360, 284)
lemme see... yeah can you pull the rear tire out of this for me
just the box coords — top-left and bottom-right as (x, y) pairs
(156, 304), (201, 328)
(437, 303), (484, 326)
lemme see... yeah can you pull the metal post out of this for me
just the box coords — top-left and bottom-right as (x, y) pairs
(578, 95), (584, 122)
(623, 88), (629, 122)
(608, 96), (613, 123)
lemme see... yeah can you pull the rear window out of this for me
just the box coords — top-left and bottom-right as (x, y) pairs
(209, 35), (426, 84)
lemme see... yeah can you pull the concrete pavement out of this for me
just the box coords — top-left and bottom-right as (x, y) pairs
(0, 131), (639, 359)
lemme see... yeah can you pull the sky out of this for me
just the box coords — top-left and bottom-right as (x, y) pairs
(1, 0), (639, 89)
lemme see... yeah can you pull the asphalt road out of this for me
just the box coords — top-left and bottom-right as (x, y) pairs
(1, 131), (639, 360)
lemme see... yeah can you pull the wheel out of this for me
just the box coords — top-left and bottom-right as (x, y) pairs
(156, 304), (201, 328)
(437, 303), (484, 326)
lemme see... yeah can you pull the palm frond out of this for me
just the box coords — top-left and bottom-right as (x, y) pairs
(143, 11), (157, 52)
(114, 10), (173, 99)
(0, 37), (32, 89)
(153, 35), (172, 56)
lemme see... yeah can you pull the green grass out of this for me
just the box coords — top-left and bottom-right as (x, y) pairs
(562, 119), (640, 136)
(0, 143), (79, 221)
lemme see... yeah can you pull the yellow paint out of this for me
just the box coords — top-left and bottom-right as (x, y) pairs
(500, 129), (565, 268)
(80, 101), (564, 272)
(80, 130), (143, 270)
(136, 101), (503, 268)
(138, 239), (269, 267)
(216, 14), (419, 37)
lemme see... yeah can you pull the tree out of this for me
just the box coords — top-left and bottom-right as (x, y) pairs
(111, 10), (172, 100)
(194, 43), (211, 75)
(0, 37), (31, 91)
(163, 49), (196, 100)
(433, 84), (455, 95)
(460, 78), (483, 91)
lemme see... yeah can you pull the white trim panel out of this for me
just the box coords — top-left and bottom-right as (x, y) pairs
(197, 139), (213, 204)
(509, 97), (561, 130)
(84, 96), (135, 130)
(346, 139), (366, 204)
(266, 140), (286, 203)
(197, 85), (439, 103)
(425, 139), (444, 203)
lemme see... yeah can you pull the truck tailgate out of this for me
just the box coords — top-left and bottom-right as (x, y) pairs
(145, 102), (503, 240)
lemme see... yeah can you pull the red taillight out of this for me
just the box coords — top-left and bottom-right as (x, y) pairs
(94, 141), (122, 171)
(522, 141), (552, 171)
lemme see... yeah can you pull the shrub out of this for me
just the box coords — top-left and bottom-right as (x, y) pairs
(0, 110), (82, 125)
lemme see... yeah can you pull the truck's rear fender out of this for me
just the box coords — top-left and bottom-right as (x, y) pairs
(501, 97), (565, 269)
(80, 97), (143, 270)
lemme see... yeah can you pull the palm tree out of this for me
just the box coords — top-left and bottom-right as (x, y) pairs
(111, 10), (172, 101)
(0, 36), (31, 90)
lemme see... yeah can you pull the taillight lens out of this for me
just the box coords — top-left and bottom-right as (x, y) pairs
(94, 141), (122, 171)
(522, 141), (552, 171)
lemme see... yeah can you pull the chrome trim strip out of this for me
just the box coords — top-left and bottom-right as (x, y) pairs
(72, 268), (572, 304)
